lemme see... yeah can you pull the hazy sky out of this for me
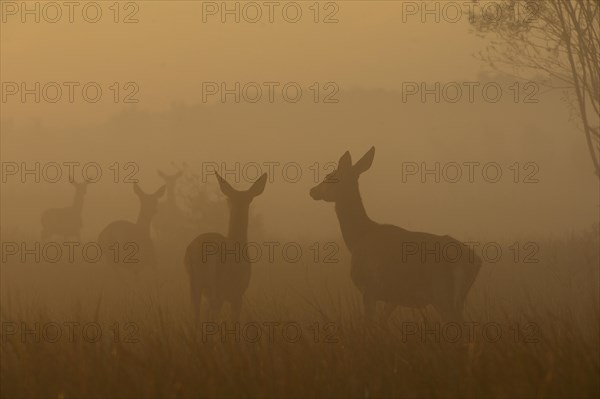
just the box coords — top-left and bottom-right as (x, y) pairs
(1, 1), (486, 125)
(2, 1), (598, 240)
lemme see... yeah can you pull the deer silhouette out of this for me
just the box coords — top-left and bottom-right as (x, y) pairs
(185, 172), (267, 321)
(98, 183), (166, 271)
(310, 147), (481, 323)
(41, 181), (89, 240)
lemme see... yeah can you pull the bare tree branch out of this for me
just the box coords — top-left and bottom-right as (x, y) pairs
(471, 0), (600, 177)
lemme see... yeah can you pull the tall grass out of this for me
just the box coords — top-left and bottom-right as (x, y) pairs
(1, 229), (598, 398)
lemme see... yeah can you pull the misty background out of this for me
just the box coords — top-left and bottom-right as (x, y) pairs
(1, 1), (597, 243)
(1, 3), (598, 397)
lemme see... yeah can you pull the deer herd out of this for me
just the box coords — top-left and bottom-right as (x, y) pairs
(39, 148), (481, 324)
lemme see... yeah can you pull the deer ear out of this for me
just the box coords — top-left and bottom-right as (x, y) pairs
(247, 173), (267, 198)
(154, 184), (167, 198)
(133, 183), (145, 197)
(353, 146), (375, 175)
(338, 151), (352, 171)
(215, 173), (237, 198)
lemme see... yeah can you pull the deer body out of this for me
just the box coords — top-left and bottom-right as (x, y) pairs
(98, 184), (166, 270)
(41, 182), (88, 240)
(185, 233), (251, 311)
(185, 173), (267, 321)
(311, 147), (481, 322)
(349, 224), (480, 315)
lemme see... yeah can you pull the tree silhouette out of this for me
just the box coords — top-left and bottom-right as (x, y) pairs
(471, 0), (599, 177)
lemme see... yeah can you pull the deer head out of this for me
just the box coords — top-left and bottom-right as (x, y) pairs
(134, 183), (167, 225)
(158, 169), (183, 186)
(310, 147), (375, 203)
(216, 172), (267, 207)
(215, 172), (267, 242)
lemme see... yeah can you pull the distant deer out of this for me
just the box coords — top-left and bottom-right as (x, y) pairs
(41, 181), (89, 240)
(98, 184), (166, 270)
(310, 147), (481, 323)
(185, 172), (267, 321)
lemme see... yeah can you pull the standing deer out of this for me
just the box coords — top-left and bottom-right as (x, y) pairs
(98, 184), (166, 270)
(185, 172), (267, 321)
(41, 181), (89, 240)
(310, 147), (481, 323)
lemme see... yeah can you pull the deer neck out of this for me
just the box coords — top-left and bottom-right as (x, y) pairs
(227, 204), (249, 244)
(136, 208), (154, 233)
(335, 185), (374, 252)
(72, 192), (85, 211)
(166, 184), (177, 205)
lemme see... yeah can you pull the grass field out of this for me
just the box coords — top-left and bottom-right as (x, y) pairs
(1, 229), (598, 398)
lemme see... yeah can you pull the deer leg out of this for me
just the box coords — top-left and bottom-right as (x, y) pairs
(190, 284), (202, 322)
(206, 301), (215, 322)
(208, 299), (223, 323)
(363, 293), (376, 323)
(381, 302), (398, 328)
(450, 303), (464, 324)
(437, 303), (464, 325)
(230, 297), (242, 322)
